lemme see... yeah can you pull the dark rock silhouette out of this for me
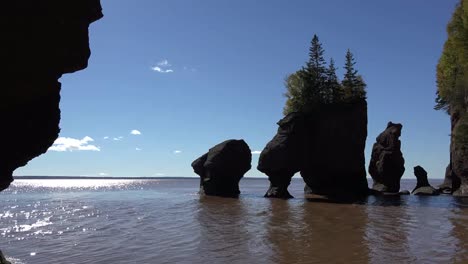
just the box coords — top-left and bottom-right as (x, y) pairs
(412, 166), (439, 195)
(0, 250), (10, 264)
(192, 139), (252, 197)
(258, 99), (369, 199)
(258, 113), (306, 199)
(449, 113), (468, 196)
(369, 122), (405, 193)
(0, 1), (102, 191)
(438, 163), (457, 194)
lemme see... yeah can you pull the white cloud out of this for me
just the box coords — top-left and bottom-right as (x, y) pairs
(151, 66), (174, 73)
(154, 173), (165, 176)
(136, 147), (142, 151)
(173, 150), (182, 154)
(113, 136), (124, 141)
(103, 136), (109, 140)
(157, 59), (171, 67)
(151, 59), (174, 73)
(99, 172), (109, 176)
(130, 130), (141, 135)
(251, 150), (262, 155)
(48, 136), (100, 152)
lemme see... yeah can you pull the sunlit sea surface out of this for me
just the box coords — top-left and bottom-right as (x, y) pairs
(1, 178), (467, 264)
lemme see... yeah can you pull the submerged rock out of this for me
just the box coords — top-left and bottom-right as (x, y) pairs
(0, 1), (103, 191)
(192, 139), (252, 197)
(0, 250), (10, 264)
(257, 113), (306, 199)
(369, 122), (405, 193)
(258, 100), (369, 199)
(412, 166), (439, 195)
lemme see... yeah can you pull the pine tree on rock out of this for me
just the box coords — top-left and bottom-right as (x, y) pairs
(342, 49), (366, 102)
(304, 34), (328, 107)
(326, 58), (343, 104)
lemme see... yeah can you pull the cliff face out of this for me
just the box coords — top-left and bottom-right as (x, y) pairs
(301, 99), (369, 198)
(451, 113), (468, 196)
(0, 1), (103, 191)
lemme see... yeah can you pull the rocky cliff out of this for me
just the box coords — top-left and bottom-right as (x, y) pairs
(0, 1), (103, 191)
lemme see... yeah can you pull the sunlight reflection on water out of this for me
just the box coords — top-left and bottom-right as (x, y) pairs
(11, 179), (148, 189)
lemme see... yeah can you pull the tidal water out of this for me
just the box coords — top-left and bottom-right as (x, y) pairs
(0, 178), (467, 264)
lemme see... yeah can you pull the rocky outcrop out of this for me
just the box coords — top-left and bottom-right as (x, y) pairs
(258, 113), (306, 199)
(0, 250), (10, 264)
(450, 113), (468, 196)
(412, 166), (439, 195)
(192, 139), (252, 197)
(438, 163), (457, 194)
(0, 1), (103, 191)
(369, 122), (405, 193)
(258, 99), (369, 199)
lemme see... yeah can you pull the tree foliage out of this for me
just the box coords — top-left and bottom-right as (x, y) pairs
(284, 35), (366, 115)
(435, 0), (468, 146)
(436, 0), (468, 113)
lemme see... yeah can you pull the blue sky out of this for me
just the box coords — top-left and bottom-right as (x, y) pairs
(16, 0), (458, 179)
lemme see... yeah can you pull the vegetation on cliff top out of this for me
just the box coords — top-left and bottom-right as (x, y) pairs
(435, 0), (468, 148)
(283, 35), (366, 115)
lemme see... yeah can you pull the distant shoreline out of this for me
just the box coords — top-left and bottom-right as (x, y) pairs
(12, 176), (442, 180)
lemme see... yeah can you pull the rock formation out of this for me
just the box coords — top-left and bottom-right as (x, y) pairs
(412, 166), (439, 195)
(257, 113), (306, 198)
(192, 139), (252, 197)
(0, 1), (103, 191)
(438, 163), (458, 194)
(368, 122), (405, 193)
(258, 99), (369, 199)
(0, 250), (10, 264)
(450, 113), (468, 196)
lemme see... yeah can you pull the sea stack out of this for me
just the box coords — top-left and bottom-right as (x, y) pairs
(369, 122), (405, 193)
(258, 100), (369, 199)
(0, 1), (103, 191)
(412, 166), (439, 195)
(192, 139), (252, 197)
(257, 113), (306, 199)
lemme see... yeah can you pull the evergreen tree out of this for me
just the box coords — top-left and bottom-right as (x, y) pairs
(342, 49), (366, 102)
(303, 35), (328, 107)
(325, 58), (342, 103)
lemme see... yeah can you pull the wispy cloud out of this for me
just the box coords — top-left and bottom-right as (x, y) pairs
(154, 173), (165, 176)
(113, 136), (124, 141)
(130, 130), (141, 135)
(173, 150), (182, 154)
(99, 172), (109, 176)
(251, 150), (262, 155)
(152, 59), (174, 73)
(135, 147), (142, 151)
(103, 136), (109, 140)
(48, 136), (100, 152)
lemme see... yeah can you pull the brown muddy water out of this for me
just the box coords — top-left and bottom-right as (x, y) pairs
(0, 178), (467, 264)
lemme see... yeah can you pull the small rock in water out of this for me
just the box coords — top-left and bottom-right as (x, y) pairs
(0, 250), (11, 264)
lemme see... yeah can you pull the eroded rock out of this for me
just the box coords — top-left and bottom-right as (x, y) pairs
(192, 139), (252, 197)
(0, 1), (103, 191)
(368, 122), (405, 193)
(258, 100), (369, 199)
(412, 166), (439, 196)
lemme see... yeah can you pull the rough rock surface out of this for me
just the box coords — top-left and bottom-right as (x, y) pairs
(368, 122), (405, 193)
(258, 113), (306, 198)
(438, 163), (455, 194)
(258, 99), (369, 199)
(0, 1), (103, 191)
(412, 166), (439, 195)
(450, 113), (468, 196)
(192, 139), (252, 197)
(0, 250), (10, 264)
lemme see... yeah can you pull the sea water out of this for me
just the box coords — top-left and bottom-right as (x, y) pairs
(0, 178), (467, 264)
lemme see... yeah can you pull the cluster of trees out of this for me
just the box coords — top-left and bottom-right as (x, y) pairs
(284, 35), (367, 115)
(435, 0), (468, 147)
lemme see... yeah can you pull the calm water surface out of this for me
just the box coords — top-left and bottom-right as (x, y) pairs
(0, 178), (467, 264)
